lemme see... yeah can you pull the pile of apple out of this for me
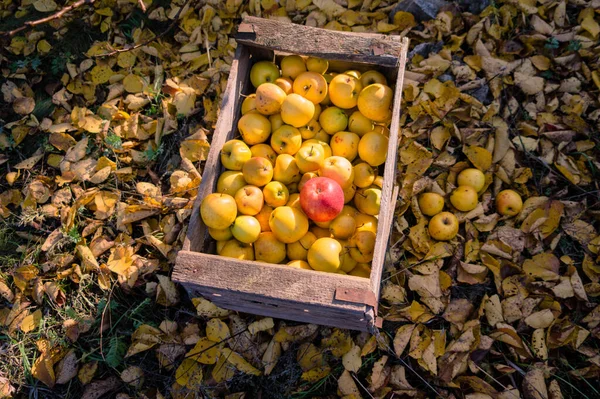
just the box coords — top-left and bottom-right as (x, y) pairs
(200, 55), (395, 277)
(419, 168), (524, 241)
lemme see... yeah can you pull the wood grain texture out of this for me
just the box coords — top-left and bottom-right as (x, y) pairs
(237, 16), (405, 66)
(174, 250), (373, 330)
(183, 45), (251, 253)
(369, 36), (410, 301)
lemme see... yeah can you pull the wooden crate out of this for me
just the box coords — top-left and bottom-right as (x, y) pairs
(173, 17), (408, 331)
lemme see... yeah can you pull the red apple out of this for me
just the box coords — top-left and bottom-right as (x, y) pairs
(300, 177), (344, 222)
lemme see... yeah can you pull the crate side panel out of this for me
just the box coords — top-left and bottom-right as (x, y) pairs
(369, 37), (409, 300)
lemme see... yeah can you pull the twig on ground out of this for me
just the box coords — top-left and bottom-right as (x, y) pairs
(1, 0), (96, 37)
(95, 0), (194, 57)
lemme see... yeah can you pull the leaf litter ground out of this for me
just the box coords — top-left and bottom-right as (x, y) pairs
(1, 0), (600, 398)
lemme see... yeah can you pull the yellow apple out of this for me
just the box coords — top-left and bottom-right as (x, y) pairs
(234, 185), (264, 215)
(353, 163), (376, 188)
(320, 156), (354, 188)
(216, 240), (228, 255)
(269, 206), (309, 243)
(314, 130), (330, 143)
(418, 192), (445, 216)
(319, 106), (348, 135)
(217, 171), (247, 195)
(314, 220), (331, 229)
(295, 143), (325, 173)
(250, 144), (277, 166)
(312, 103), (322, 120)
(358, 132), (388, 166)
(349, 263), (371, 278)
(355, 213), (378, 234)
(280, 93), (315, 127)
(354, 186), (381, 216)
(357, 83), (393, 122)
(271, 125), (302, 155)
(242, 157), (273, 187)
(348, 111), (374, 137)
(250, 61), (280, 88)
(299, 119), (321, 140)
(329, 74), (363, 109)
(269, 113), (284, 131)
(496, 189), (523, 216)
(287, 260), (313, 270)
(287, 231), (317, 261)
(221, 139), (251, 171)
(306, 56), (328, 74)
(428, 212), (459, 241)
(263, 181), (289, 207)
(311, 225), (332, 239)
(293, 71), (328, 104)
(255, 83), (287, 115)
(231, 215), (261, 243)
(298, 172), (318, 192)
(344, 70), (361, 79)
(238, 112), (271, 145)
(275, 77), (293, 94)
(286, 193), (302, 208)
(255, 205), (274, 232)
(343, 183), (356, 204)
(208, 227), (232, 241)
(335, 242), (356, 273)
(273, 154), (301, 185)
(329, 214), (356, 239)
(308, 237), (342, 273)
(457, 168), (486, 192)
(200, 193), (237, 229)
(341, 205), (358, 217)
(280, 55), (306, 80)
(331, 131), (360, 161)
(372, 125), (390, 137)
(303, 139), (332, 158)
(349, 231), (376, 263)
(254, 232), (286, 264)
(220, 239), (255, 260)
(241, 94), (257, 114)
(373, 175), (384, 189)
(360, 70), (388, 87)
(450, 186), (478, 212)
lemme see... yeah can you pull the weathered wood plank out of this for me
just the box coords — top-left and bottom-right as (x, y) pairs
(183, 45), (252, 253)
(174, 250), (371, 310)
(369, 37), (410, 301)
(237, 16), (405, 67)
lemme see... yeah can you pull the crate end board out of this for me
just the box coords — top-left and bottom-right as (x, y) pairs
(176, 19), (409, 331)
(237, 16), (407, 67)
(174, 250), (378, 331)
